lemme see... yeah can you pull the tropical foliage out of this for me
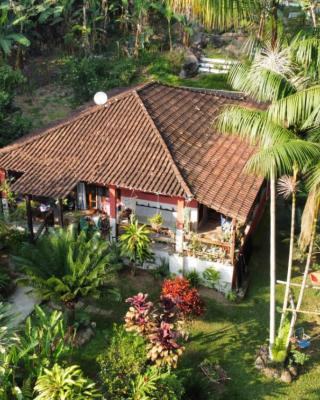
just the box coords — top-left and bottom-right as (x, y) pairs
(120, 217), (153, 274)
(14, 228), (119, 323)
(34, 364), (101, 400)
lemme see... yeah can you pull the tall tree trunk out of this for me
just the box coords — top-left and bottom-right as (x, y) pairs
(83, 1), (90, 54)
(257, 11), (266, 41)
(271, 0), (278, 49)
(168, 19), (172, 51)
(287, 199), (319, 346)
(269, 171), (276, 358)
(280, 170), (297, 329)
(310, 2), (317, 28)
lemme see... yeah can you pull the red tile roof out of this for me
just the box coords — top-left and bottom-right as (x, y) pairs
(0, 82), (263, 223)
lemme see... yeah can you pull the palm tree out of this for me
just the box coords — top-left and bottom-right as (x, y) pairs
(277, 170), (299, 329)
(217, 106), (320, 357)
(120, 216), (153, 275)
(13, 227), (119, 325)
(34, 364), (101, 400)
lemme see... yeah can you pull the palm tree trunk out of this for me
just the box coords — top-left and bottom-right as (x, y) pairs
(270, 0), (278, 49)
(257, 11), (266, 41)
(280, 171), (297, 328)
(310, 2), (317, 28)
(168, 19), (172, 51)
(269, 171), (276, 358)
(286, 201), (319, 346)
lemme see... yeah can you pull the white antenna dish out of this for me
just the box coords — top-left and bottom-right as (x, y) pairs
(94, 91), (108, 106)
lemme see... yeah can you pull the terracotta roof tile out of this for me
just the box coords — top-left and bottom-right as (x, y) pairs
(0, 82), (263, 223)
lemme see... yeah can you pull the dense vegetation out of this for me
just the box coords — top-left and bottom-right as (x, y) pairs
(1, 0), (320, 399)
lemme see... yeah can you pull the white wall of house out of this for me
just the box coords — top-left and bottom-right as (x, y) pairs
(143, 247), (233, 293)
(121, 196), (198, 231)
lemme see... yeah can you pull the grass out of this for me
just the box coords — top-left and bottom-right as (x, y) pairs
(70, 202), (320, 400)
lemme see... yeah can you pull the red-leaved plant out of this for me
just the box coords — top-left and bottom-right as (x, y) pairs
(125, 293), (154, 335)
(147, 321), (184, 368)
(161, 277), (204, 318)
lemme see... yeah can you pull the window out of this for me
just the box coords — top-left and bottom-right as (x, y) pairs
(87, 185), (108, 210)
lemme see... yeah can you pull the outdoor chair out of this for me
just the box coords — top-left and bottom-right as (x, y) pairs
(294, 327), (311, 349)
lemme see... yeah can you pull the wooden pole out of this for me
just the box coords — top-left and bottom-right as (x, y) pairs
(277, 280), (320, 290)
(26, 195), (34, 242)
(230, 218), (237, 265)
(57, 199), (64, 227)
(285, 308), (320, 316)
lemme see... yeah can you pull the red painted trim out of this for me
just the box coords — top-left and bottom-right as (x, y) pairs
(0, 169), (5, 183)
(0, 169), (6, 198)
(109, 185), (117, 219)
(120, 188), (198, 208)
(176, 198), (185, 230)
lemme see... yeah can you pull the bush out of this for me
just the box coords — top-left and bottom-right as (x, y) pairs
(185, 269), (201, 288)
(162, 277), (204, 317)
(98, 325), (148, 399)
(61, 55), (139, 104)
(0, 65), (31, 146)
(202, 268), (220, 289)
(152, 258), (170, 280)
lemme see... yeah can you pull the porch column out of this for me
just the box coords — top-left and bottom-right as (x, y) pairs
(176, 198), (185, 253)
(109, 185), (117, 240)
(57, 198), (64, 227)
(230, 218), (237, 265)
(26, 195), (34, 242)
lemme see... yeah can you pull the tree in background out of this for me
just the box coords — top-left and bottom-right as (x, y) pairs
(0, 65), (31, 147)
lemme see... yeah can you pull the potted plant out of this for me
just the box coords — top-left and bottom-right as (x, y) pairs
(148, 213), (163, 233)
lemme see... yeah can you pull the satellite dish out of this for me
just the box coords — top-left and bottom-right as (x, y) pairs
(94, 91), (108, 106)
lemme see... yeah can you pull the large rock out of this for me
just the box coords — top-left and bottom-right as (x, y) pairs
(280, 369), (292, 384)
(179, 51), (199, 78)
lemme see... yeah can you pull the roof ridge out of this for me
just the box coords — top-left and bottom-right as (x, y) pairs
(140, 81), (247, 100)
(133, 89), (193, 199)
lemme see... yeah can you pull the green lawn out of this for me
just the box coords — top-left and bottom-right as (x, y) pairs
(71, 202), (320, 400)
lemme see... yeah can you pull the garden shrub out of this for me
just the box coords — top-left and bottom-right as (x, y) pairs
(61, 55), (139, 104)
(0, 65), (31, 146)
(98, 325), (148, 399)
(98, 324), (184, 400)
(185, 269), (201, 288)
(162, 277), (204, 317)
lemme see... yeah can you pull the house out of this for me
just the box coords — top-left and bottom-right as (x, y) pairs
(0, 82), (266, 291)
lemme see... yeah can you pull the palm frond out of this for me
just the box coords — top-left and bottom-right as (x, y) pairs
(268, 86), (320, 127)
(167, 0), (258, 29)
(216, 106), (295, 147)
(244, 140), (320, 178)
(277, 175), (300, 199)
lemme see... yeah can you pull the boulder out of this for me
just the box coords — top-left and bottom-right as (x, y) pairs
(179, 51), (199, 78)
(263, 367), (280, 379)
(288, 365), (298, 377)
(280, 369), (292, 384)
(255, 356), (265, 370)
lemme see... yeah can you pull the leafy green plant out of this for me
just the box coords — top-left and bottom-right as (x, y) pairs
(185, 269), (201, 288)
(14, 228), (119, 325)
(271, 320), (290, 363)
(148, 213), (164, 232)
(120, 216), (153, 275)
(202, 268), (221, 289)
(225, 290), (237, 302)
(34, 363), (101, 400)
(290, 349), (310, 366)
(98, 325), (148, 399)
(0, 65), (31, 146)
(0, 269), (12, 299)
(187, 234), (203, 255)
(151, 258), (170, 280)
